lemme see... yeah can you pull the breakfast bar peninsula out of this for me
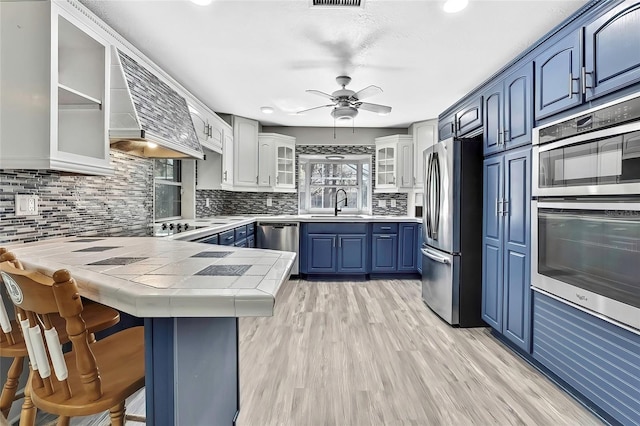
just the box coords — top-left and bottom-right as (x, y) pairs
(6, 236), (295, 425)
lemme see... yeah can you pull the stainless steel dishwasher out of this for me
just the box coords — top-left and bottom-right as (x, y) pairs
(256, 222), (299, 275)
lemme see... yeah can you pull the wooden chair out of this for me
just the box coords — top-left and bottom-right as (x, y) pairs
(0, 253), (144, 426)
(0, 249), (121, 420)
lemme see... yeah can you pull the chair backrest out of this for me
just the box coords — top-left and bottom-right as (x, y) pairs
(0, 253), (102, 401)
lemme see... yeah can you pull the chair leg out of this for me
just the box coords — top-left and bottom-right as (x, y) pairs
(18, 372), (36, 426)
(56, 416), (70, 426)
(0, 356), (24, 418)
(109, 401), (126, 426)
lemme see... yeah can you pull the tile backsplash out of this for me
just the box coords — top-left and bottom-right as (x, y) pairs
(195, 144), (408, 217)
(0, 150), (153, 244)
(196, 190), (297, 216)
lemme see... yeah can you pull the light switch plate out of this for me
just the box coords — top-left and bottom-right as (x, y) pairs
(266, 197), (273, 207)
(378, 199), (386, 208)
(15, 194), (38, 216)
(390, 199), (397, 208)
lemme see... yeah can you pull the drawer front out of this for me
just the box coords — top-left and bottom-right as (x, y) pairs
(234, 239), (248, 248)
(372, 223), (398, 234)
(234, 225), (248, 240)
(247, 222), (255, 236)
(306, 223), (367, 234)
(201, 234), (219, 245)
(219, 229), (235, 246)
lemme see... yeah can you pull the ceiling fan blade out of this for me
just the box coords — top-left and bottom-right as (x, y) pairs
(352, 85), (382, 101)
(305, 90), (335, 100)
(357, 102), (392, 115)
(297, 104), (335, 114)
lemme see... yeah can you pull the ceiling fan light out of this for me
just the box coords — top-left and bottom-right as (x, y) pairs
(443, 0), (468, 13)
(331, 106), (358, 120)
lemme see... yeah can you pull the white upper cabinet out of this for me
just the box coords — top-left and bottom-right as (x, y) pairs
(222, 128), (234, 188)
(258, 133), (296, 192)
(233, 116), (260, 187)
(374, 135), (413, 192)
(410, 119), (437, 189)
(189, 104), (225, 154)
(0, 1), (112, 175)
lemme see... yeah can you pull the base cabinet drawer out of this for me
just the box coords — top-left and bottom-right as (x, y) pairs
(218, 229), (235, 246)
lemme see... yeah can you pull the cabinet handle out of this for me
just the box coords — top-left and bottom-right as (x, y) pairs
(503, 129), (510, 142)
(569, 72), (580, 95)
(256, 176), (259, 184)
(379, 235), (392, 239)
(224, 171), (227, 181)
(503, 199), (509, 216)
(276, 176), (279, 185)
(581, 67), (593, 94)
(413, 176), (416, 186)
(497, 199), (503, 215)
(269, 176), (271, 185)
(338, 238), (341, 248)
(381, 226), (391, 230)
(333, 238), (336, 248)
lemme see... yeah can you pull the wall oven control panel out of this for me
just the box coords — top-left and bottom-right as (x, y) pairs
(538, 94), (640, 145)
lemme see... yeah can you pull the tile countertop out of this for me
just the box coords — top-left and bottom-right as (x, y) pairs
(4, 237), (296, 318)
(168, 214), (423, 242)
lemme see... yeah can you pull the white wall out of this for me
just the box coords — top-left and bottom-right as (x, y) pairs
(261, 126), (407, 145)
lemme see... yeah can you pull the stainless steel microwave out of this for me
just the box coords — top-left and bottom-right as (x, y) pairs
(533, 93), (640, 197)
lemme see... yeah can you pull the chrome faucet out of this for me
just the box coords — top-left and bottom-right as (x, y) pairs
(335, 188), (347, 216)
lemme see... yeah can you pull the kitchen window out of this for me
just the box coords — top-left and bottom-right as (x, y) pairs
(154, 159), (181, 220)
(298, 155), (371, 214)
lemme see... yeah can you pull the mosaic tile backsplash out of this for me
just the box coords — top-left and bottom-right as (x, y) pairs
(195, 144), (408, 217)
(0, 150), (153, 244)
(118, 50), (202, 156)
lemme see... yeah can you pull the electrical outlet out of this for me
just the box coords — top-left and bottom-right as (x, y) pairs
(15, 194), (39, 216)
(378, 199), (386, 208)
(205, 198), (210, 208)
(390, 199), (397, 208)
(266, 197), (273, 207)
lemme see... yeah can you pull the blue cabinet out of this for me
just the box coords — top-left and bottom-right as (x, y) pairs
(584, 0), (640, 101)
(303, 223), (368, 274)
(534, 32), (582, 119)
(398, 223), (417, 271)
(455, 96), (483, 137)
(438, 114), (456, 141)
(337, 235), (367, 273)
(481, 147), (531, 351)
(483, 62), (533, 156)
(307, 234), (337, 273)
(371, 234), (398, 272)
(417, 224), (423, 275)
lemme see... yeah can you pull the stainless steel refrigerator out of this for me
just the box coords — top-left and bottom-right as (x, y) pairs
(421, 137), (484, 327)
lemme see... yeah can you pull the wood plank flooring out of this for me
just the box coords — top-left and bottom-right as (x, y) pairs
(26, 278), (600, 425)
(236, 279), (600, 426)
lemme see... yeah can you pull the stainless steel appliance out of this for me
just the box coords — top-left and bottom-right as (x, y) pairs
(533, 92), (640, 197)
(531, 93), (640, 333)
(421, 137), (484, 327)
(256, 222), (299, 275)
(532, 200), (640, 332)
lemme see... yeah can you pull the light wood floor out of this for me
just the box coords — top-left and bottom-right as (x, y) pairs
(27, 279), (600, 425)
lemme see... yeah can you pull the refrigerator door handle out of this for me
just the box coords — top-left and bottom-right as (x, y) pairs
(421, 248), (450, 264)
(431, 152), (441, 240)
(425, 153), (433, 239)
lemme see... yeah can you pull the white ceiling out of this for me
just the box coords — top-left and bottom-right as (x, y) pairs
(81, 0), (588, 128)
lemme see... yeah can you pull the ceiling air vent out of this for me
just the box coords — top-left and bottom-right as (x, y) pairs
(311, 0), (363, 7)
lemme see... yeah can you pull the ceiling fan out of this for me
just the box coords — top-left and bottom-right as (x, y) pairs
(298, 76), (392, 120)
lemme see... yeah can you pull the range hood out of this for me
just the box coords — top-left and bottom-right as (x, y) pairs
(110, 48), (203, 159)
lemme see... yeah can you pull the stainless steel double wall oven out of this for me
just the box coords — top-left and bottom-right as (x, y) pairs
(532, 93), (640, 332)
